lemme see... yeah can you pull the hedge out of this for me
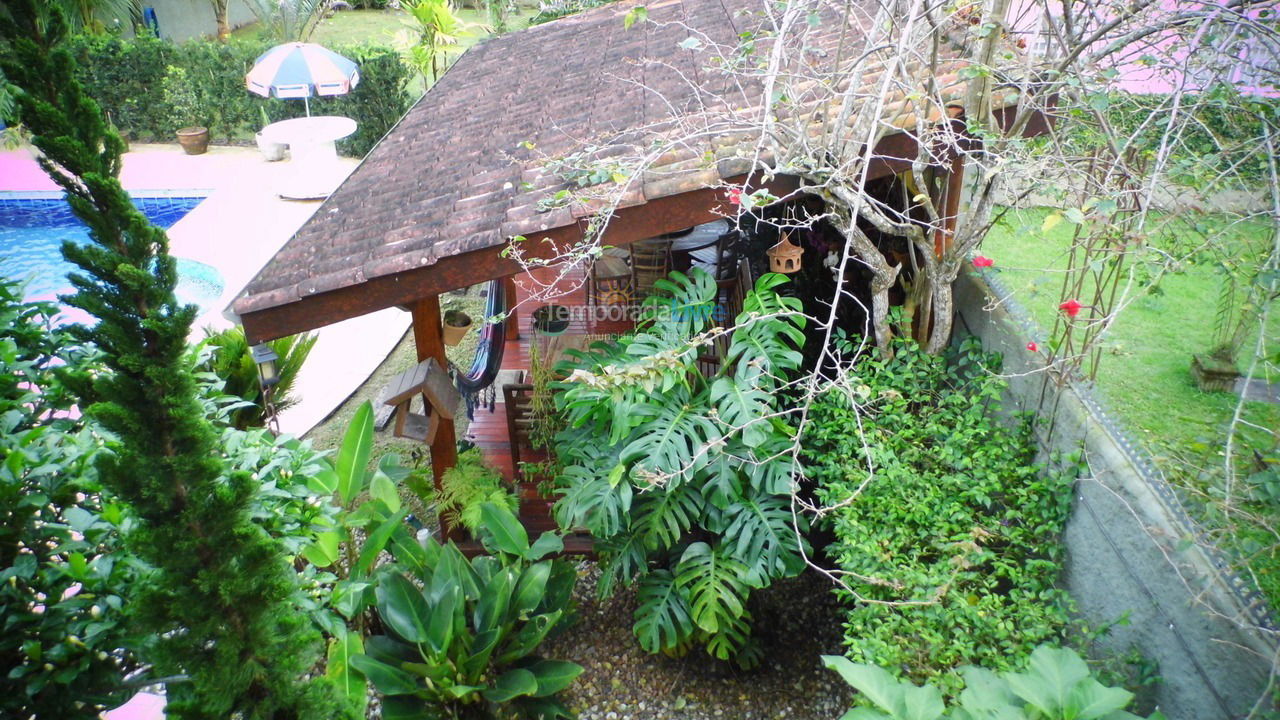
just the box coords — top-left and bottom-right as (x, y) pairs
(64, 34), (413, 158)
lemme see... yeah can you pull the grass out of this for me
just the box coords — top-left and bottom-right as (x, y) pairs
(982, 206), (1280, 605)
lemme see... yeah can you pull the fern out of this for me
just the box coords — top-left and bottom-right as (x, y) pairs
(438, 448), (517, 533)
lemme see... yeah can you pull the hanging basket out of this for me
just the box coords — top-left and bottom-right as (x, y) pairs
(443, 310), (473, 346)
(532, 304), (570, 336)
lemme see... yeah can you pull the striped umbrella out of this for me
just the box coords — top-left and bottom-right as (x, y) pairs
(245, 42), (360, 116)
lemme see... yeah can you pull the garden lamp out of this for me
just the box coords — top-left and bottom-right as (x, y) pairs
(250, 343), (280, 388)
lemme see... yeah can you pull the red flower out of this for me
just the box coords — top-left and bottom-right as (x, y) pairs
(1059, 299), (1083, 318)
(972, 255), (994, 268)
(1026, 341), (1038, 352)
(727, 188), (743, 206)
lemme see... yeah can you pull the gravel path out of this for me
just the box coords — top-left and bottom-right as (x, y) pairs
(542, 564), (854, 720)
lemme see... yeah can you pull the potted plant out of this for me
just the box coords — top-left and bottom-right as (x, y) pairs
(1191, 348), (1239, 393)
(255, 106), (287, 162)
(531, 303), (570, 335)
(162, 66), (208, 155)
(442, 305), (473, 346)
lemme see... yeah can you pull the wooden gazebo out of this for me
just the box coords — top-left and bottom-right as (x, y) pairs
(232, 0), (1045, 541)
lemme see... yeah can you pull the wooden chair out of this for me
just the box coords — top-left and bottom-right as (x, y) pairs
(588, 247), (633, 308)
(502, 383), (537, 482)
(630, 237), (671, 299)
(380, 357), (460, 443)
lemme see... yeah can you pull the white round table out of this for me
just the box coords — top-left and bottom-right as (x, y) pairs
(259, 116), (357, 200)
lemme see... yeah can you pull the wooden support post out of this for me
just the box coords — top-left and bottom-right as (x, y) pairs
(411, 294), (461, 541)
(504, 274), (520, 340)
(934, 152), (966, 257)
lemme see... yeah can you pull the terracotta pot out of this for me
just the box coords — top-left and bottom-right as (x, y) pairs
(1191, 354), (1238, 393)
(176, 126), (209, 155)
(443, 310), (473, 346)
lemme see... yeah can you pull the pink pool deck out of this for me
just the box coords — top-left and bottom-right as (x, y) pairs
(2, 145), (409, 434)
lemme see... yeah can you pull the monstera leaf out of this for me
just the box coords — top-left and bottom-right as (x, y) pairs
(632, 570), (695, 654)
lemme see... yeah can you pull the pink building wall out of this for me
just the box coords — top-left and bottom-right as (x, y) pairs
(1004, 0), (1277, 96)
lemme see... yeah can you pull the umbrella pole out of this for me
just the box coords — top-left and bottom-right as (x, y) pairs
(304, 95), (310, 117)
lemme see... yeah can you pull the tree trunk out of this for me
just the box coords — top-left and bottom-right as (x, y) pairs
(925, 279), (954, 355)
(212, 0), (229, 41)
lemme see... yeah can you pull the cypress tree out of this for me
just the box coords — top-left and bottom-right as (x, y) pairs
(0, 3), (350, 718)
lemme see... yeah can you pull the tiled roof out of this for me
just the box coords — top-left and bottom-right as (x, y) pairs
(236, 0), (985, 317)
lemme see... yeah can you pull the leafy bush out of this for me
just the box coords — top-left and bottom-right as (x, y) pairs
(63, 33), (411, 156)
(552, 269), (808, 666)
(823, 644), (1164, 720)
(0, 281), (139, 719)
(354, 503), (582, 719)
(1064, 85), (1280, 187)
(804, 338), (1074, 689)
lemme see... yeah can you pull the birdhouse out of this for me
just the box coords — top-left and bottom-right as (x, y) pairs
(767, 232), (803, 274)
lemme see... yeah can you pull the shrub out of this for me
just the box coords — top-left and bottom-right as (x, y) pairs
(354, 503), (582, 719)
(0, 280), (139, 719)
(803, 338), (1075, 690)
(63, 34), (411, 156)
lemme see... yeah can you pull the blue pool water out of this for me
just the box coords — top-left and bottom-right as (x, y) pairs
(0, 195), (224, 312)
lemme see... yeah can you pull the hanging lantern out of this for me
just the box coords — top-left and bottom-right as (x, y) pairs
(250, 343), (280, 388)
(767, 232), (804, 274)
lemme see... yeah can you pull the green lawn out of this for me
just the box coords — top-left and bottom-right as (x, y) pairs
(983, 206), (1280, 603)
(983, 207), (1278, 458)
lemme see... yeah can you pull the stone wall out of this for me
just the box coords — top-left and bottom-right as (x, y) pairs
(954, 268), (1277, 719)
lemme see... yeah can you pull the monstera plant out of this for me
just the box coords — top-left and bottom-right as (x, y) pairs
(551, 269), (809, 667)
(352, 503), (581, 720)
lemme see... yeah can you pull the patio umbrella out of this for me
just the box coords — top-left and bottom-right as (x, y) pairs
(245, 42), (360, 116)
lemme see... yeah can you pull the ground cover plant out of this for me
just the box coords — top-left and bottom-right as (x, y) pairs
(804, 337), (1075, 691)
(552, 269), (808, 667)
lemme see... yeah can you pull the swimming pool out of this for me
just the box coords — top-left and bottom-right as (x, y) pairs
(0, 194), (224, 312)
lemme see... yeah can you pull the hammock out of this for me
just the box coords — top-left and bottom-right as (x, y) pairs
(454, 279), (508, 417)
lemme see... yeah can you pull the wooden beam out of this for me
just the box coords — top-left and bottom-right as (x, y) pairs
(240, 173), (799, 343)
(503, 275), (519, 340)
(411, 295), (461, 542)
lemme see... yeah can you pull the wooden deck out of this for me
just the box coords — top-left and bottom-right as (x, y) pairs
(460, 264), (633, 548)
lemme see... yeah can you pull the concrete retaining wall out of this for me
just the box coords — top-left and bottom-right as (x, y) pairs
(124, 0), (257, 42)
(954, 268), (1277, 719)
